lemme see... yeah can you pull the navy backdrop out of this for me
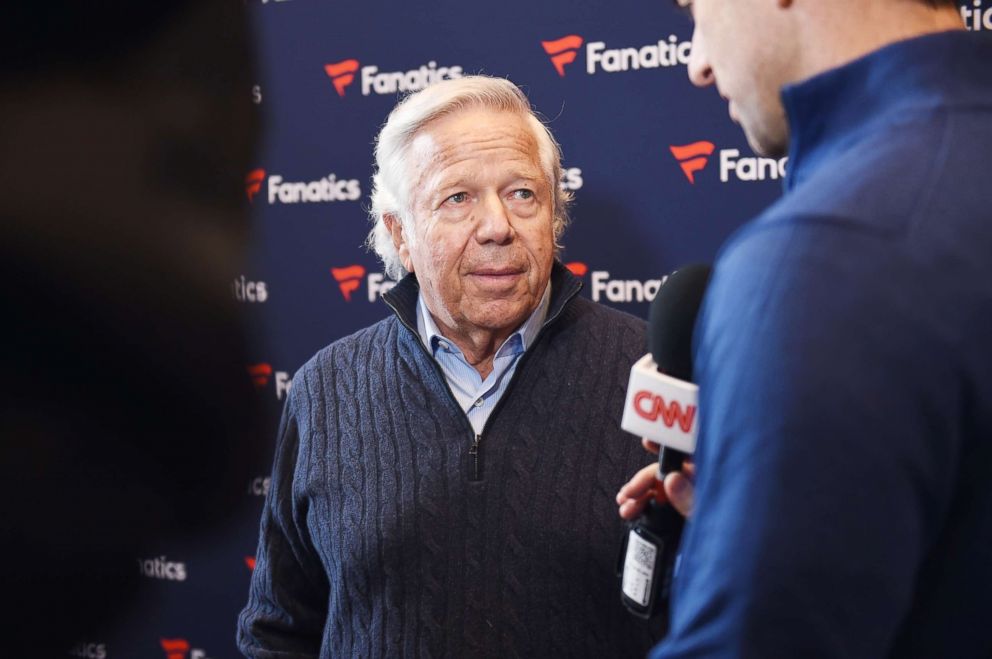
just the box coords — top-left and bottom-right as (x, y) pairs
(68, 1), (987, 658)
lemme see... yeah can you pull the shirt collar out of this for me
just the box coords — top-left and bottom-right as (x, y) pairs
(416, 281), (552, 356)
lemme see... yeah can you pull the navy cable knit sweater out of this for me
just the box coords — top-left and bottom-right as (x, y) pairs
(238, 263), (665, 658)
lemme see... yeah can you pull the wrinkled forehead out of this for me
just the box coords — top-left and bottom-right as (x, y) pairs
(407, 109), (543, 182)
(410, 108), (539, 159)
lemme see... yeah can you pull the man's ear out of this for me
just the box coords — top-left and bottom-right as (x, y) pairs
(383, 213), (414, 273)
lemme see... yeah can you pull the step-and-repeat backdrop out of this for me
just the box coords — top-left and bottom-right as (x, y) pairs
(70, 1), (985, 658)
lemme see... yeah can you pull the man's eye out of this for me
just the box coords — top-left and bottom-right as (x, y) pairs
(513, 189), (534, 200)
(446, 192), (468, 204)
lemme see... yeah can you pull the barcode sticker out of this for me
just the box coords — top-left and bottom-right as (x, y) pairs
(622, 531), (658, 607)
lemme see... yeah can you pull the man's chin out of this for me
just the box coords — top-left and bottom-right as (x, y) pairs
(743, 120), (790, 159)
(464, 300), (533, 333)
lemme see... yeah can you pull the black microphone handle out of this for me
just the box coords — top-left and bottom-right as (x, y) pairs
(658, 446), (687, 477)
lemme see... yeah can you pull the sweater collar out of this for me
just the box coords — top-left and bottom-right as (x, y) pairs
(781, 30), (991, 193)
(382, 260), (583, 336)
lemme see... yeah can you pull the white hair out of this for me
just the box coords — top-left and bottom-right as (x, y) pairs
(366, 75), (572, 280)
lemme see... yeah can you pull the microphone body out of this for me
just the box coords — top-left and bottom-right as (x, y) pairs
(619, 490), (685, 620)
(617, 264), (711, 621)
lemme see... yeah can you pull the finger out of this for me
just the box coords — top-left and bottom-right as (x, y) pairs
(616, 464), (661, 505)
(663, 471), (695, 518)
(619, 488), (659, 520)
(641, 438), (661, 455)
(682, 460), (696, 479)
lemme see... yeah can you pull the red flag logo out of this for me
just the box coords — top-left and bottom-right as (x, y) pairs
(245, 169), (265, 203)
(331, 265), (366, 302)
(541, 35), (584, 77)
(245, 556), (256, 571)
(565, 261), (588, 277)
(669, 141), (716, 184)
(247, 363), (273, 389)
(324, 59), (360, 97)
(160, 638), (190, 659)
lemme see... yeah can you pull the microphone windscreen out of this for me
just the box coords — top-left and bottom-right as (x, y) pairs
(648, 264), (712, 382)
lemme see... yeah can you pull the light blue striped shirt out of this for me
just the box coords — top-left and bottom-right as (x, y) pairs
(416, 284), (551, 435)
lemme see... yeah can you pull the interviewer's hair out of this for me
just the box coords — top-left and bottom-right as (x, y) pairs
(366, 75), (571, 280)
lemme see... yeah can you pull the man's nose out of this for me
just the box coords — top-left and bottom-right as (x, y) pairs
(687, 28), (715, 88)
(475, 192), (514, 244)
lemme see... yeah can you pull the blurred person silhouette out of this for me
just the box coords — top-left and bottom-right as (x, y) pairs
(0, 2), (267, 656)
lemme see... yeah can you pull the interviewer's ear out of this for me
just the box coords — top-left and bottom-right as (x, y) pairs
(384, 213), (413, 273)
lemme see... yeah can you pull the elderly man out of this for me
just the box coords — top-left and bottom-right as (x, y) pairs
(619, 1), (992, 657)
(238, 76), (662, 658)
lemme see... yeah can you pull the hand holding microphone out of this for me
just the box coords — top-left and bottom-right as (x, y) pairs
(616, 442), (695, 519)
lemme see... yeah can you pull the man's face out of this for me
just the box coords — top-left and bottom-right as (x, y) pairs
(679, 0), (798, 157)
(389, 107), (555, 340)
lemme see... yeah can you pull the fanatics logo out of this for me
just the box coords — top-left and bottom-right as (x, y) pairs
(161, 639), (190, 659)
(962, 0), (992, 31)
(247, 363), (273, 389)
(591, 270), (666, 304)
(139, 556), (187, 582)
(331, 265), (366, 302)
(248, 476), (271, 497)
(247, 365), (291, 400)
(671, 140), (788, 184)
(326, 57), (463, 98)
(160, 638), (212, 659)
(232, 276), (268, 304)
(569, 262), (665, 303)
(541, 35), (584, 77)
(69, 642), (107, 659)
(245, 169), (266, 202)
(669, 141), (715, 184)
(267, 172), (362, 204)
(324, 59), (360, 97)
(560, 167), (584, 191)
(565, 261), (588, 277)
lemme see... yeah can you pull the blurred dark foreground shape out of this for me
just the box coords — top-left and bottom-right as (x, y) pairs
(0, 2), (267, 655)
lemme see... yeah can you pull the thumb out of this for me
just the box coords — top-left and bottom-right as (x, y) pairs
(663, 471), (694, 518)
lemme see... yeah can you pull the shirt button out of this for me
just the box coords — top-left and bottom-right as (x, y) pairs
(473, 398), (484, 408)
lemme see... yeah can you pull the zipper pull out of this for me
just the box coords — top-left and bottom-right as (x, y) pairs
(469, 434), (482, 481)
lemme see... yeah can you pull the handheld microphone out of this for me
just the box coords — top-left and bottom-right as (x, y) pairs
(617, 263), (712, 621)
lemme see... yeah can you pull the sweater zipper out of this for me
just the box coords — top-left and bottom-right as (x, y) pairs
(469, 434), (483, 480)
(384, 282), (580, 482)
